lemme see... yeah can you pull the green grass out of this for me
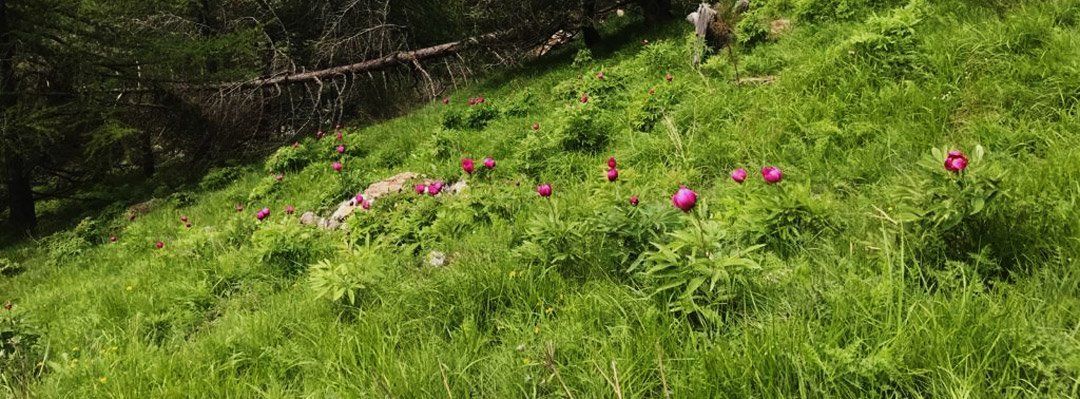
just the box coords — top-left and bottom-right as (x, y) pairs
(4, 0), (1080, 397)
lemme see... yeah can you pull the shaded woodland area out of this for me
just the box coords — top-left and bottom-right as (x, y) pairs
(0, 0), (678, 237)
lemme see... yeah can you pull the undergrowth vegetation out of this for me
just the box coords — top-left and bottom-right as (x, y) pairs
(3, 0), (1080, 397)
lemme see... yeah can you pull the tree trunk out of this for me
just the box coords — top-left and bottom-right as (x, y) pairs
(139, 130), (155, 178)
(581, 0), (601, 48)
(0, 0), (34, 233)
(638, 0), (673, 26)
(4, 155), (35, 233)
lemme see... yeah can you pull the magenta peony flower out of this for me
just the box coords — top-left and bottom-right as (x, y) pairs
(155, 241), (164, 249)
(315, 130), (325, 140)
(256, 208), (270, 221)
(761, 166), (783, 184)
(607, 156), (617, 169)
(361, 200), (371, 210)
(428, 181), (444, 196)
(336, 145), (345, 154)
(354, 193), (365, 205)
(461, 158), (475, 174)
(731, 168), (747, 183)
(335, 131), (343, 141)
(630, 195), (639, 206)
(944, 150), (969, 172)
(607, 168), (619, 182)
(536, 183), (552, 198)
(332, 162), (343, 172)
(483, 157), (496, 169)
(415, 184), (427, 195)
(671, 186), (697, 212)
(284, 205), (295, 215)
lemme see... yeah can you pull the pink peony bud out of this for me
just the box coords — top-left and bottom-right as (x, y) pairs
(483, 157), (496, 169)
(415, 184), (427, 195)
(580, 94), (589, 104)
(336, 145), (345, 154)
(731, 168), (747, 183)
(180, 215), (188, 223)
(292, 142), (300, 148)
(2, 302), (11, 311)
(532, 122), (540, 131)
(665, 73), (673, 82)
(155, 241), (164, 249)
(361, 200), (371, 210)
(275, 173), (284, 182)
(629, 195), (639, 206)
(428, 181), (444, 196)
(235, 204), (244, 212)
(648, 87), (656, 95)
(536, 183), (552, 198)
(671, 186), (697, 212)
(110, 235), (118, 242)
(461, 158), (475, 174)
(442, 97), (450, 105)
(607, 156), (617, 169)
(316, 130), (325, 140)
(607, 168), (619, 182)
(944, 150), (969, 172)
(284, 205), (295, 215)
(596, 71), (605, 80)
(332, 162), (343, 172)
(761, 166), (783, 184)
(335, 131), (343, 141)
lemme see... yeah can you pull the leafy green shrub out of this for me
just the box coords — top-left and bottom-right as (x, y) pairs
(629, 83), (682, 132)
(592, 203), (681, 269)
(889, 146), (1048, 279)
(750, 183), (837, 258)
(554, 105), (614, 153)
(736, 8), (771, 48)
(1, 310), (45, 394)
(796, 0), (903, 22)
(515, 210), (592, 274)
(168, 190), (198, 207)
(309, 247), (386, 306)
(265, 143), (313, 173)
(200, 166), (244, 190)
(250, 221), (334, 277)
(572, 48), (593, 69)
(442, 103), (500, 130)
(636, 39), (686, 72)
(635, 217), (764, 325)
(502, 89), (537, 117)
(348, 194), (440, 253)
(836, 2), (924, 78)
(41, 217), (99, 266)
(246, 176), (280, 202)
(514, 131), (559, 179)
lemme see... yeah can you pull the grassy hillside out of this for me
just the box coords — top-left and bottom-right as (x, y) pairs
(3, 0), (1080, 396)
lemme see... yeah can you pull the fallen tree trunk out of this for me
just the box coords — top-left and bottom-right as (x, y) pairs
(217, 31), (507, 90)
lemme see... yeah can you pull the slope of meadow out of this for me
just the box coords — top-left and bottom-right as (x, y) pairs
(3, 0), (1080, 397)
